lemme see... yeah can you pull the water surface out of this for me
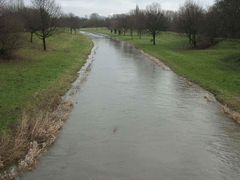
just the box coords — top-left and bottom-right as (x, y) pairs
(19, 33), (240, 180)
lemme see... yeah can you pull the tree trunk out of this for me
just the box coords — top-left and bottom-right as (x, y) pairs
(139, 31), (142, 39)
(152, 31), (156, 45)
(193, 33), (197, 48)
(130, 29), (133, 37)
(188, 33), (192, 45)
(43, 37), (46, 51)
(0, 48), (5, 56)
(30, 32), (33, 43)
(210, 37), (215, 45)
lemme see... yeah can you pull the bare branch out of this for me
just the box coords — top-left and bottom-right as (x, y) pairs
(31, 0), (61, 50)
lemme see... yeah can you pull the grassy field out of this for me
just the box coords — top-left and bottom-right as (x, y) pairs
(84, 28), (240, 113)
(0, 32), (92, 130)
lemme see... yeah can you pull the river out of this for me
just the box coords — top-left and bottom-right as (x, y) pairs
(19, 32), (240, 180)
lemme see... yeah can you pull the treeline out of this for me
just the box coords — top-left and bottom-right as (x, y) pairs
(1, 0), (239, 57)
(86, 0), (240, 47)
(0, 0), (86, 58)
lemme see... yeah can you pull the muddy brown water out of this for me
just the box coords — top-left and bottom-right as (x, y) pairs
(19, 33), (240, 180)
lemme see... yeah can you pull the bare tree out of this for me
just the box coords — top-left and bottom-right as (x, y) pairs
(177, 1), (204, 48)
(89, 13), (99, 28)
(145, 3), (167, 45)
(7, 0), (24, 11)
(215, 0), (240, 38)
(201, 6), (220, 45)
(69, 13), (75, 33)
(110, 14), (124, 35)
(164, 10), (177, 32)
(127, 12), (135, 37)
(108, 17), (118, 34)
(68, 13), (81, 34)
(86, 13), (106, 28)
(31, 0), (61, 51)
(23, 8), (40, 43)
(133, 5), (146, 39)
(0, 0), (6, 44)
(0, 0), (23, 57)
(115, 14), (128, 35)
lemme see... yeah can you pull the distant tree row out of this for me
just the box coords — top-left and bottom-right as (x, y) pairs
(1, 0), (239, 58)
(87, 0), (240, 47)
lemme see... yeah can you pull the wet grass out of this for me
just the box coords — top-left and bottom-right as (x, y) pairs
(83, 28), (240, 113)
(0, 32), (93, 130)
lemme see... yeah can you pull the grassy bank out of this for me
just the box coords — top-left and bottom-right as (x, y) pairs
(0, 32), (92, 172)
(84, 28), (240, 113)
(0, 32), (92, 130)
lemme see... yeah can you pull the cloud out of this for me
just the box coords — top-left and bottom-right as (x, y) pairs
(24, 0), (215, 17)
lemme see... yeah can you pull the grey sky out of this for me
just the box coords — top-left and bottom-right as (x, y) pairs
(24, 0), (215, 17)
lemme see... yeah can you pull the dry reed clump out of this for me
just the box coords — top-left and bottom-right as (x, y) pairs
(220, 105), (240, 123)
(0, 98), (73, 179)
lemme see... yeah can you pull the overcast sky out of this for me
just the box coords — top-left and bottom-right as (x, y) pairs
(24, 0), (215, 17)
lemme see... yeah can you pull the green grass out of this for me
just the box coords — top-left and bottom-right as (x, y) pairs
(84, 28), (240, 112)
(0, 32), (92, 130)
